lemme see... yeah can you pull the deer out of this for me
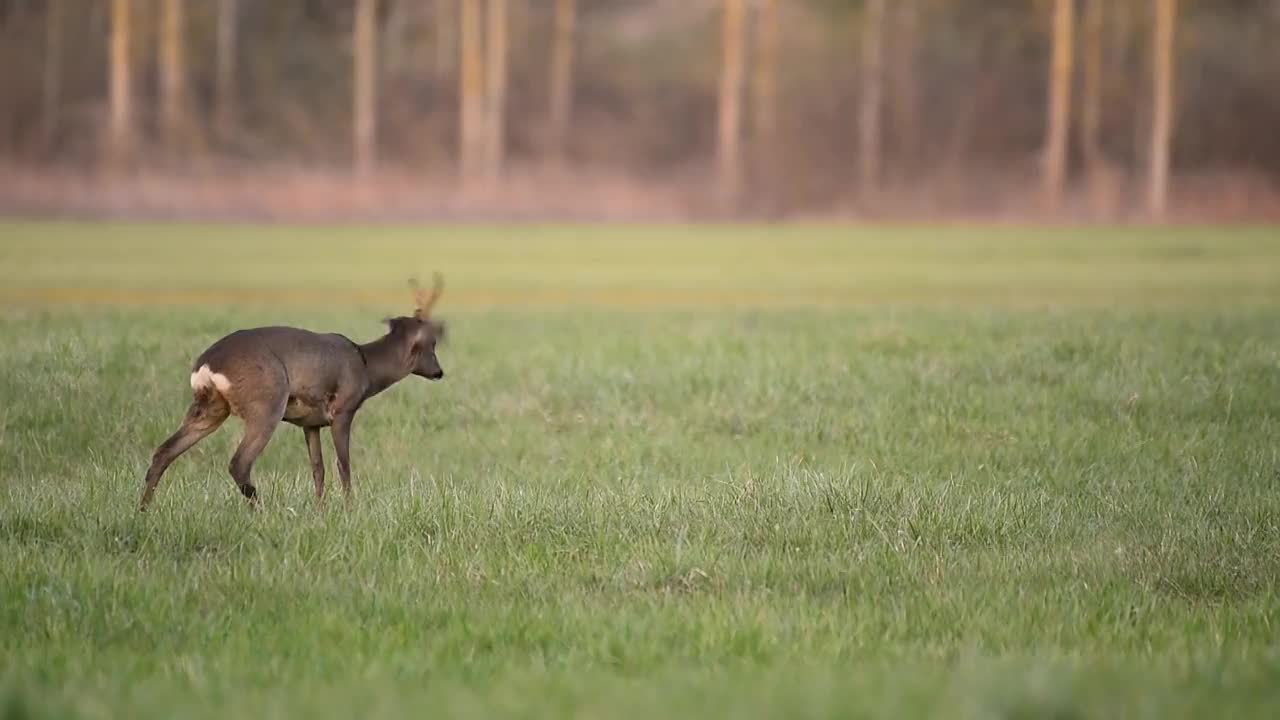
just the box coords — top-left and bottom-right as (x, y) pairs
(139, 275), (448, 510)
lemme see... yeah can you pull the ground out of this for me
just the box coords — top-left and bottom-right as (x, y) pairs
(1, 222), (1279, 719)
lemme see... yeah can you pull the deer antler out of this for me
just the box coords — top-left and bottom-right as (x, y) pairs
(410, 272), (444, 319)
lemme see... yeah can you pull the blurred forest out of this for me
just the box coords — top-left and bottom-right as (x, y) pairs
(1, 0), (1278, 221)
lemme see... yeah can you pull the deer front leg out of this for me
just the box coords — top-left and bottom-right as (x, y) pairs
(304, 426), (325, 500)
(331, 412), (355, 500)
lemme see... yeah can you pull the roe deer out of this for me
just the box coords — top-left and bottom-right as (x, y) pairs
(140, 275), (447, 509)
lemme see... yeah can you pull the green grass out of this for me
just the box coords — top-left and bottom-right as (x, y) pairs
(2, 221), (1279, 306)
(2, 222), (1279, 718)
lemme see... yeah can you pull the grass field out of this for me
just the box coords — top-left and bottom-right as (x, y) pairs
(2, 222), (1279, 718)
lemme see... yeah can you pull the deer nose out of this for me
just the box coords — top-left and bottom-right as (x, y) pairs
(427, 369), (444, 380)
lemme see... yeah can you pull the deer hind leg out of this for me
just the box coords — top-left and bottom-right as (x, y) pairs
(140, 393), (230, 510)
(227, 396), (287, 505)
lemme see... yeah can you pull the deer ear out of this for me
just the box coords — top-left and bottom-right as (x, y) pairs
(434, 320), (448, 343)
(383, 316), (412, 334)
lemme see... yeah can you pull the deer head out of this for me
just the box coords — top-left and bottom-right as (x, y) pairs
(399, 273), (447, 380)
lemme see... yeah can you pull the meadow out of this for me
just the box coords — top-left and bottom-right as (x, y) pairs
(1, 222), (1279, 718)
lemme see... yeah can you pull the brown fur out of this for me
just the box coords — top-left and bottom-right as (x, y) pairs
(140, 281), (446, 510)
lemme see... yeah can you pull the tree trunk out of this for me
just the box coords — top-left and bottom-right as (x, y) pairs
(1127, 0), (1150, 176)
(459, 0), (483, 181)
(717, 0), (746, 205)
(1042, 0), (1074, 212)
(43, 0), (63, 149)
(483, 0), (508, 181)
(888, 0), (920, 181)
(353, 0), (378, 176)
(509, 0), (529, 58)
(751, 0), (778, 184)
(434, 0), (456, 83)
(108, 0), (132, 169)
(1080, 0), (1104, 169)
(1148, 0), (1177, 218)
(158, 0), (189, 157)
(547, 0), (576, 166)
(215, 0), (238, 140)
(1081, 0), (1120, 218)
(859, 0), (885, 197)
(384, 0), (408, 74)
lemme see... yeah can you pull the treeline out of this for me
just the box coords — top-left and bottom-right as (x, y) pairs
(1, 0), (1278, 220)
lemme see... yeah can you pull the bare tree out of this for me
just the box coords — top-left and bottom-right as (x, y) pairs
(1080, 0), (1104, 170)
(383, 0), (409, 73)
(859, 0), (885, 196)
(1149, 0), (1177, 218)
(459, 0), (484, 181)
(483, 0), (509, 180)
(434, 0), (456, 83)
(1043, 0), (1074, 212)
(158, 0), (191, 157)
(548, 0), (576, 167)
(717, 0), (747, 204)
(1080, 0), (1124, 217)
(509, 0), (530, 58)
(888, 0), (920, 179)
(215, 0), (238, 139)
(354, 0), (378, 176)
(752, 0), (779, 183)
(3, 0), (1271, 221)
(43, 0), (63, 148)
(1126, 0), (1150, 176)
(108, 0), (132, 168)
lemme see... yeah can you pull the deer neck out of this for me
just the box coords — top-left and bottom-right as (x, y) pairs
(359, 333), (414, 399)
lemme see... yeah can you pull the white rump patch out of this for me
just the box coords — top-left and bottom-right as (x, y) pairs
(190, 364), (232, 394)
